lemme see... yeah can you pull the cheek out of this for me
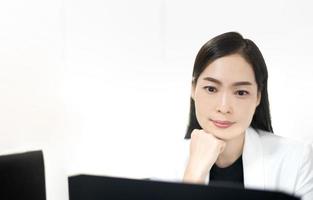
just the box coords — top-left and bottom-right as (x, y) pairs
(236, 103), (257, 123)
(194, 96), (213, 115)
(194, 97), (215, 128)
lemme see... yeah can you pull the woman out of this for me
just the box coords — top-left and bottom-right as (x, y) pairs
(182, 32), (313, 199)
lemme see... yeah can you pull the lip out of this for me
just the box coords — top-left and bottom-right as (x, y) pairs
(210, 119), (235, 128)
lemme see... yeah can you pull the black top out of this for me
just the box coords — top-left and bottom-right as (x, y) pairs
(209, 155), (244, 188)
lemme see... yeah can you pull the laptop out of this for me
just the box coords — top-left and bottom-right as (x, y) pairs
(68, 174), (300, 200)
(0, 150), (46, 200)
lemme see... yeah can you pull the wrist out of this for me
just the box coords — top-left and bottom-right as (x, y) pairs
(183, 164), (209, 184)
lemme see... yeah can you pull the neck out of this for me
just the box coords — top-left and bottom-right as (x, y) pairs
(215, 132), (245, 168)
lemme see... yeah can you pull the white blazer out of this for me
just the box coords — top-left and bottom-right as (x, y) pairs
(155, 127), (313, 200)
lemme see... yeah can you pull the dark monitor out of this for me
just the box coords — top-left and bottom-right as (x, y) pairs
(68, 174), (300, 200)
(0, 150), (46, 200)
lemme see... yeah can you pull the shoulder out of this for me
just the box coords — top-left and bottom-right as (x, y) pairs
(247, 127), (313, 198)
(246, 127), (313, 177)
(251, 128), (311, 157)
(251, 128), (313, 183)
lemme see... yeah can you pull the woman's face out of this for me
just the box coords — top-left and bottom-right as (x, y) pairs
(192, 54), (261, 141)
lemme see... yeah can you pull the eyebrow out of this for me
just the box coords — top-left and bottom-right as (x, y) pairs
(203, 77), (253, 86)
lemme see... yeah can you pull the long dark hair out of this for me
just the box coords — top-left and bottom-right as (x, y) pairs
(185, 32), (273, 139)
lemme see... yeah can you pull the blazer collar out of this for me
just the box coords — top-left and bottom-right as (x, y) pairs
(242, 127), (265, 190)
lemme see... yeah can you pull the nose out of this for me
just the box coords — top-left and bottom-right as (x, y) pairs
(216, 92), (232, 114)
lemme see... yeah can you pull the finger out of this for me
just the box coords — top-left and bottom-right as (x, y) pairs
(219, 142), (226, 153)
(191, 129), (200, 137)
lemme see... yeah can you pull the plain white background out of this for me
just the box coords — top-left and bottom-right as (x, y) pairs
(1, 0), (313, 199)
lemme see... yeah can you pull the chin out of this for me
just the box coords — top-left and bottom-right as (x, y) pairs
(206, 125), (244, 140)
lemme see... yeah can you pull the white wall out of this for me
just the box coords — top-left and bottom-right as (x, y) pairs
(1, 0), (313, 199)
(0, 0), (68, 200)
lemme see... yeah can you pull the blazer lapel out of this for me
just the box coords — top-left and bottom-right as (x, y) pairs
(243, 127), (265, 190)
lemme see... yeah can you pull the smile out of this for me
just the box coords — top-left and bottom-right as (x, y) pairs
(210, 119), (235, 128)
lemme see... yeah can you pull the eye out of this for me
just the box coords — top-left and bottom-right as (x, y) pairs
(236, 90), (249, 96)
(203, 86), (217, 93)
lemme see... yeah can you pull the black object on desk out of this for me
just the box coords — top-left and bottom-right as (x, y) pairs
(0, 150), (46, 200)
(68, 174), (300, 200)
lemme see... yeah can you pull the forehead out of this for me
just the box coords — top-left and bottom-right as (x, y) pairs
(199, 54), (257, 85)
